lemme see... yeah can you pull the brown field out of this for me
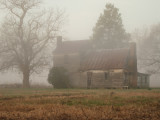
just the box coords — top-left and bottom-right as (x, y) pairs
(0, 88), (160, 120)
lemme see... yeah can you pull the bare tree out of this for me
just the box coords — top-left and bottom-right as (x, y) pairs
(134, 24), (160, 74)
(0, 0), (65, 87)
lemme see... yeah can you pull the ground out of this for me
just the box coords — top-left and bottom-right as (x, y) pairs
(0, 88), (160, 120)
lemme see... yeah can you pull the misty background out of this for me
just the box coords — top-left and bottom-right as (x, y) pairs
(0, 0), (160, 87)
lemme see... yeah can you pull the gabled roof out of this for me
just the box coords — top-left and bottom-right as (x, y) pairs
(54, 40), (91, 54)
(80, 48), (129, 71)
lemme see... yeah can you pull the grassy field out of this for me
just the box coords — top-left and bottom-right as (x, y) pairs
(0, 88), (160, 120)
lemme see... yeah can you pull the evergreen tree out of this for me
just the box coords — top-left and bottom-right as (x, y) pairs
(92, 3), (130, 49)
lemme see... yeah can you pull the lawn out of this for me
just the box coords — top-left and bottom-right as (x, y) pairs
(0, 88), (160, 120)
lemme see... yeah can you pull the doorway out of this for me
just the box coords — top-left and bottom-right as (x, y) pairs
(87, 72), (92, 89)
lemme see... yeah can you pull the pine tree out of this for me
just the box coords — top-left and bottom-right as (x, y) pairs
(92, 3), (130, 49)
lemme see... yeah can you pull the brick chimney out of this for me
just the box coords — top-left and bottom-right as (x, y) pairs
(57, 36), (62, 47)
(129, 42), (137, 87)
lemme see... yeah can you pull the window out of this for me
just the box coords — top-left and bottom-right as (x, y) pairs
(104, 72), (108, 80)
(145, 76), (148, 84)
(87, 72), (92, 88)
(64, 55), (69, 64)
(80, 52), (85, 59)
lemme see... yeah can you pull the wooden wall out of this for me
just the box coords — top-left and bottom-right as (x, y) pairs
(86, 69), (125, 88)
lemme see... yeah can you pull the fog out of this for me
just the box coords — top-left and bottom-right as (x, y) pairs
(1, 0), (160, 39)
(0, 0), (160, 88)
(45, 0), (160, 40)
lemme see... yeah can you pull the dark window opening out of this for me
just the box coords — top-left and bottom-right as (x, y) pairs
(64, 55), (69, 64)
(145, 76), (147, 84)
(105, 72), (108, 80)
(124, 73), (128, 85)
(87, 72), (92, 89)
(80, 52), (85, 60)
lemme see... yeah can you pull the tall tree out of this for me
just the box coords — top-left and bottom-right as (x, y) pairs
(92, 3), (129, 49)
(0, 0), (65, 88)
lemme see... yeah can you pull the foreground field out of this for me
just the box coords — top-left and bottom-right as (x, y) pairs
(0, 88), (160, 120)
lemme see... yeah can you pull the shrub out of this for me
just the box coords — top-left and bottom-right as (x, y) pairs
(47, 67), (70, 88)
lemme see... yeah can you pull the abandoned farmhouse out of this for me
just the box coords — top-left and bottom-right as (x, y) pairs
(53, 37), (150, 88)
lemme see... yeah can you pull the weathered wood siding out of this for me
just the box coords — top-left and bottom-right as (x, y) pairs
(86, 69), (125, 88)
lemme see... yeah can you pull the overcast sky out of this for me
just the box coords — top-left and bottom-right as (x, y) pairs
(43, 0), (160, 40)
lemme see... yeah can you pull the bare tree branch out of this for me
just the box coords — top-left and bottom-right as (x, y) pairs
(0, 0), (65, 87)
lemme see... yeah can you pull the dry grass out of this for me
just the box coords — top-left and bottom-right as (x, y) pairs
(0, 88), (160, 120)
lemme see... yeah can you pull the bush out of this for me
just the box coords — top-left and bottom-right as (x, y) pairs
(47, 67), (70, 88)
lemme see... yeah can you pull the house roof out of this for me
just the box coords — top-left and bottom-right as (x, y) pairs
(54, 40), (91, 54)
(80, 48), (129, 71)
(53, 39), (132, 71)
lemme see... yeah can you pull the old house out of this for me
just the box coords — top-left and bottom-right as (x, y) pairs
(53, 36), (138, 88)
